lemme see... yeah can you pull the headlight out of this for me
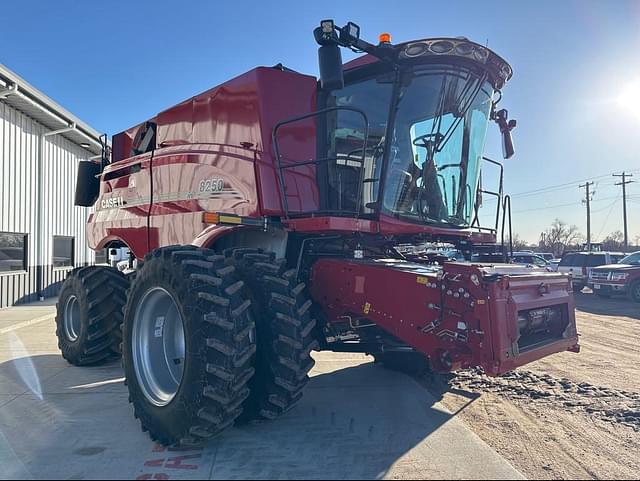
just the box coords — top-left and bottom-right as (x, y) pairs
(612, 272), (629, 281)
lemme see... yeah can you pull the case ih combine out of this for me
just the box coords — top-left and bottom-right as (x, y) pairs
(58, 20), (580, 446)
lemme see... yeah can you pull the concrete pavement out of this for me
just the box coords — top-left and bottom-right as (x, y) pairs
(0, 300), (523, 480)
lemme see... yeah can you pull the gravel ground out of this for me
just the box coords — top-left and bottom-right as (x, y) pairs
(421, 292), (640, 480)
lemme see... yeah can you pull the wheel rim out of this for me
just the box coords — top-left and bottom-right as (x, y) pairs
(132, 287), (186, 407)
(63, 295), (81, 342)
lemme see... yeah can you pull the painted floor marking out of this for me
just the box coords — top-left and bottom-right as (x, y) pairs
(0, 314), (55, 336)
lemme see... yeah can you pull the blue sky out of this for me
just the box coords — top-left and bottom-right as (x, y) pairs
(2, 0), (639, 243)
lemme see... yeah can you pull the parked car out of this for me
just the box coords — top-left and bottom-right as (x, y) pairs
(471, 252), (509, 263)
(557, 251), (627, 292)
(512, 252), (550, 267)
(538, 252), (555, 261)
(588, 251), (640, 302)
(549, 259), (561, 271)
(444, 249), (466, 262)
(470, 252), (550, 269)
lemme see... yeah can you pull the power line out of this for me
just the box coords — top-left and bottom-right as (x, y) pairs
(594, 196), (620, 241)
(591, 197), (620, 214)
(509, 194), (629, 214)
(507, 168), (640, 199)
(512, 201), (580, 214)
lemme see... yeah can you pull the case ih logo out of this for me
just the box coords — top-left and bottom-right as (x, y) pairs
(101, 196), (125, 209)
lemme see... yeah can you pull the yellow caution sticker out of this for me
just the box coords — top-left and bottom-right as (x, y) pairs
(363, 302), (371, 314)
(416, 276), (428, 285)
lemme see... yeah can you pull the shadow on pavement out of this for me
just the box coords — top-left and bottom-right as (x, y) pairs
(0, 354), (461, 480)
(574, 292), (640, 321)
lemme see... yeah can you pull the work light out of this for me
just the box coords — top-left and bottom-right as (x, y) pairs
(340, 21), (360, 44)
(315, 19), (339, 46)
(321, 19), (335, 34)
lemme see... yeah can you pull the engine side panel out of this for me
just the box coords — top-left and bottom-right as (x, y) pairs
(147, 144), (258, 251)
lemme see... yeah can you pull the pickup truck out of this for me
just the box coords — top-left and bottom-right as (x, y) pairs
(588, 251), (640, 302)
(558, 251), (626, 292)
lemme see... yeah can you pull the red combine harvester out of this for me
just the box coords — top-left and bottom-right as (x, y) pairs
(58, 20), (580, 445)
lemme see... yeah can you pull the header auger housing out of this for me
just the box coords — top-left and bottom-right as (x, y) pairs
(59, 20), (579, 445)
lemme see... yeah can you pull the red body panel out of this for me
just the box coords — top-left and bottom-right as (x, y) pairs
(88, 154), (153, 259)
(147, 144), (258, 251)
(89, 67), (318, 252)
(284, 214), (496, 242)
(310, 259), (579, 376)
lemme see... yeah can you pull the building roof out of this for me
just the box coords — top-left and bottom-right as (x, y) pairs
(0, 63), (105, 155)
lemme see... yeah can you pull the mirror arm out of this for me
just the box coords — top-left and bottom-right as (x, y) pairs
(491, 107), (517, 159)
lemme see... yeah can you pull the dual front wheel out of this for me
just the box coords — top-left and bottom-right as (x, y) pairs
(56, 246), (318, 445)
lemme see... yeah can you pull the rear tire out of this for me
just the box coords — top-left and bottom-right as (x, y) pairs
(628, 280), (640, 303)
(224, 248), (318, 421)
(55, 266), (128, 366)
(122, 246), (256, 446)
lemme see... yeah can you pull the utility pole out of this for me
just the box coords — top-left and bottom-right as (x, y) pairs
(613, 172), (634, 252)
(580, 182), (594, 251)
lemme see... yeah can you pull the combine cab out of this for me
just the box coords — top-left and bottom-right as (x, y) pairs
(58, 20), (579, 445)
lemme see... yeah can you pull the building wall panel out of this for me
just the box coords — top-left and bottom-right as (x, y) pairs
(0, 100), (96, 308)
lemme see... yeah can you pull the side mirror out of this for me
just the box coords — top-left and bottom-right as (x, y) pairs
(494, 109), (516, 159)
(318, 44), (344, 91)
(75, 160), (101, 207)
(501, 124), (516, 159)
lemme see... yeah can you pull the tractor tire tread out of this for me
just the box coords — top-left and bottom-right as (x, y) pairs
(55, 266), (128, 366)
(224, 248), (317, 422)
(123, 245), (255, 446)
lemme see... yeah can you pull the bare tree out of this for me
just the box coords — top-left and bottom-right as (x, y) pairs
(507, 233), (530, 251)
(602, 231), (624, 251)
(540, 219), (584, 257)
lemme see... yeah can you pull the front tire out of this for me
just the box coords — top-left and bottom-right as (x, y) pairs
(628, 280), (640, 303)
(55, 266), (128, 366)
(123, 246), (256, 446)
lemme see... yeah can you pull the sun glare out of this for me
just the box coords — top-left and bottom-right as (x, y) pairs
(618, 80), (640, 119)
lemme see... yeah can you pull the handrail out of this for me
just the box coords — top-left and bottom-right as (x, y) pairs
(501, 195), (513, 261)
(471, 156), (504, 234)
(272, 106), (369, 219)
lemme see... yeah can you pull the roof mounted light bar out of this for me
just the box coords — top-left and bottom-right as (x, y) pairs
(399, 38), (513, 89)
(314, 20), (513, 91)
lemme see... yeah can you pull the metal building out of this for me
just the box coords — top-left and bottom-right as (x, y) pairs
(0, 64), (104, 308)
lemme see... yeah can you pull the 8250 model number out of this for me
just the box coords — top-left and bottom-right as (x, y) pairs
(199, 178), (225, 193)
